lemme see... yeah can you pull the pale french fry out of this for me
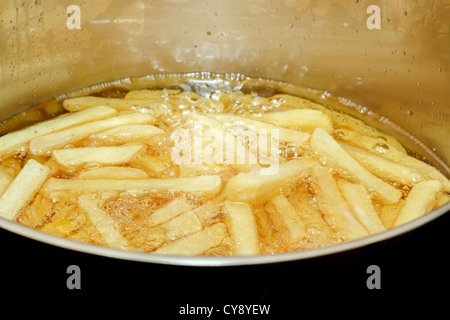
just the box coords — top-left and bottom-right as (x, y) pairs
(224, 200), (259, 255)
(340, 143), (427, 186)
(225, 159), (314, 202)
(92, 124), (165, 142)
(132, 154), (169, 174)
(154, 222), (227, 255)
(52, 144), (144, 167)
(63, 96), (155, 111)
(436, 193), (450, 208)
(311, 128), (402, 204)
(394, 180), (442, 227)
(0, 169), (14, 197)
(154, 211), (202, 242)
(43, 175), (223, 196)
(0, 106), (117, 158)
(125, 89), (181, 100)
(0, 159), (50, 220)
(78, 166), (149, 179)
(148, 195), (195, 227)
(270, 194), (305, 241)
(338, 181), (386, 235)
(29, 113), (154, 155)
(255, 109), (333, 133)
(311, 165), (369, 240)
(380, 200), (405, 229)
(78, 194), (128, 249)
(271, 94), (407, 153)
(209, 114), (310, 147)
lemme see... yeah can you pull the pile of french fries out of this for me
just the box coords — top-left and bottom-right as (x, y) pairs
(0, 87), (449, 256)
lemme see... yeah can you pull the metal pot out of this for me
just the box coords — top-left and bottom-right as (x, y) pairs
(0, 0), (448, 266)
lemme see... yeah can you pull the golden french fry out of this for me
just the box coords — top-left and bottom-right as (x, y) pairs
(338, 180), (386, 235)
(78, 194), (128, 249)
(92, 124), (165, 142)
(340, 143), (427, 186)
(63, 96), (155, 111)
(0, 159), (50, 220)
(154, 222), (227, 255)
(311, 128), (402, 204)
(394, 180), (442, 226)
(224, 200), (259, 255)
(270, 194), (305, 241)
(380, 200), (405, 229)
(148, 195), (195, 227)
(154, 210), (202, 242)
(52, 144), (144, 167)
(132, 154), (169, 174)
(311, 165), (369, 240)
(225, 159), (314, 202)
(78, 166), (149, 179)
(255, 109), (333, 133)
(0, 106), (117, 158)
(42, 175), (223, 196)
(29, 113), (154, 155)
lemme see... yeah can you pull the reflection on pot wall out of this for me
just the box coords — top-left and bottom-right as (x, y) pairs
(0, 0), (449, 165)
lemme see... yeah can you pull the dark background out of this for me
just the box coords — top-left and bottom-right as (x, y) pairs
(2, 212), (448, 317)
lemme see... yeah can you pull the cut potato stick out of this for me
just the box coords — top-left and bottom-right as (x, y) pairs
(132, 154), (169, 174)
(78, 194), (128, 249)
(255, 109), (333, 133)
(311, 128), (402, 204)
(0, 159), (50, 220)
(0, 169), (14, 197)
(340, 143), (427, 186)
(224, 200), (259, 255)
(338, 181), (386, 235)
(78, 166), (149, 179)
(92, 124), (165, 141)
(63, 96), (161, 112)
(155, 211), (202, 242)
(0, 106), (117, 158)
(210, 114), (310, 147)
(380, 200), (405, 229)
(225, 159), (314, 202)
(148, 195), (195, 227)
(29, 113), (154, 155)
(43, 175), (223, 196)
(125, 89), (181, 100)
(52, 144), (144, 167)
(270, 194), (305, 241)
(154, 222), (227, 255)
(394, 180), (442, 227)
(311, 165), (369, 240)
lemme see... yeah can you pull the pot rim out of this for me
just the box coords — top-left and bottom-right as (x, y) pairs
(1, 202), (448, 266)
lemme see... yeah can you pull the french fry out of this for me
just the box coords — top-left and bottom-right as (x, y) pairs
(338, 181), (386, 235)
(154, 210), (202, 242)
(63, 96), (157, 111)
(270, 194), (305, 241)
(78, 166), (149, 179)
(225, 159), (314, 202)
(380, 200), (405, 229)
(0, 169), (14, 197)
(340, 143), (427, 186)
(209, 114), (310, 147)
(0, 106), (117, 158)
(224, 200), (259, 255)
(78, 194), (128, 249)
(125, 89), (181, 100)
(311, 165), (369, 240)
(29, 113), (154, 155)
(255, 109), (333, 133)
(0, 159), (50, 220)
(42, 175), (223, 196)
(148, 195), (195, 227)
(154, 222), (227, 255)
(92, 124), (165, 142)
(311, 128), (402, 204)
(52, 144), (144, 167)
(394, 180), (442, 227)
(132, 154), (169, 174)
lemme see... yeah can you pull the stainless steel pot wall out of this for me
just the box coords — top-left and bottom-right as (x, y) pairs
(0, 0), (449, 266)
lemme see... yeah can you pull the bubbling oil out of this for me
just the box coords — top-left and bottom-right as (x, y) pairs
(1, 72), (449, 256)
